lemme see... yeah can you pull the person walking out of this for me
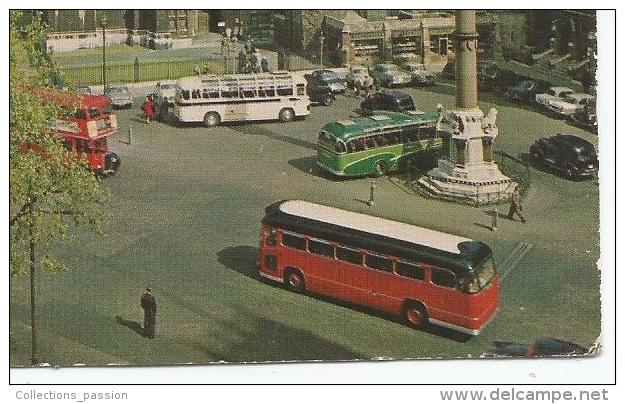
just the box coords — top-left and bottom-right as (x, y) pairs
(238, 48), (248, 73)
(141, 96), (154, 124)
(507, 185), (526, 223)
(261, 56), (271, 73)
(140, 288), (157, 338)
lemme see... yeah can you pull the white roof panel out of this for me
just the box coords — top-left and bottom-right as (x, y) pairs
(279, 200), (471, 254)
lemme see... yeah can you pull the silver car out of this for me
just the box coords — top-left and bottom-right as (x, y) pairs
(105, 84), (133, 109)
(402, 63), (436, 86)
(371, 64), (412, 88)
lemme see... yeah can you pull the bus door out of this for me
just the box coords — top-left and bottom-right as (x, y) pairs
(427, 266), (466, 326)
(329, 246), (370, 305)
(368, 257), (418, 314)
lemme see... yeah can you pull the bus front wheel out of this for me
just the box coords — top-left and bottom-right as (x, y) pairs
(284, 269), (306, 293)
(279, 108), (295, 122)
(403, 302), (428, 329)
(203, 112), (221, 127)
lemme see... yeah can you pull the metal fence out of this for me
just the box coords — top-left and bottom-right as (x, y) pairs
(59, 57), (228, 87)
(388, 149), (531, 207)
(58, 49), (327, 87)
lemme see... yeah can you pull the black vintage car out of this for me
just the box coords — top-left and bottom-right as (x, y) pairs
(360, 91), (416, 114)
(529, 134), (598, 180)
(304, 74), (336, 106)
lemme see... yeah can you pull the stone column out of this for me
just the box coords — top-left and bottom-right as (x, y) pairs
(454, 10), (479, 109)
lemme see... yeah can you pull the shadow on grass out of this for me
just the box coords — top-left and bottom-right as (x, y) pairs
(217, 245), (472, 343)
(115, 316), (144, 337)
(185, 304), (363, 362)
(287, 156), (349, 181)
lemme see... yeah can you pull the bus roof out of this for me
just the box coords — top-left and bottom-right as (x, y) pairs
(321, 110), (438, 142)
(177, 71), (301, 88)
(31, 87), (110, 111)
(263, 200), (492, 274)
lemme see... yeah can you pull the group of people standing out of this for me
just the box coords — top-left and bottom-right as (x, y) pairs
(238, 44), (271, 74)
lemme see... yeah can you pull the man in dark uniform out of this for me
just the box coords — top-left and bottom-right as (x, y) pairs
(140, 288), (157, 338)
(507, 185), (526, 223)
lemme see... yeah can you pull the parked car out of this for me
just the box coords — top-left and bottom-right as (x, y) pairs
(73, 85), (93, 95)
(153, 80), (177, 120)
(370, 64), (412, 88)
(570, 99), (598, 133)
(345, 65), (372, 88)
(534, 86), (575, 109)
(402, 63), (436, 86)
(529, 134), (598, 179)
(305, 69), (346, 94)
(492, 338), (588, 357)
(104, 84), (133, 109)
(304, 74), (335, 106)
(360, 91), (416, 114)
(544, 93), (595, 119)
(507, 79), (551, 103)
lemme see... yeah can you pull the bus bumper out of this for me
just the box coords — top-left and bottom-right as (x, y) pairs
(316, 161), (345, 176)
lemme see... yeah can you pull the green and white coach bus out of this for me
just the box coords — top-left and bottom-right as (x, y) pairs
(316, 110), (441, 177)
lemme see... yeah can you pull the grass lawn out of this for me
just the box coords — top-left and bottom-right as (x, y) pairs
(59, 59), (226, 86)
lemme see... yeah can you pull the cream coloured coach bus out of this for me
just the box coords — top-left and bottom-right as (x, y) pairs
(172, 71), (310, 127)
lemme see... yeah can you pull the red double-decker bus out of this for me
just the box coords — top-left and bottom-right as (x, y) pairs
(33, 87), (121, 176)
(258, 200), (499, 335)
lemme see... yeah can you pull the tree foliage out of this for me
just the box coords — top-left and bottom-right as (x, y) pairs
(9, 11), (108, 276)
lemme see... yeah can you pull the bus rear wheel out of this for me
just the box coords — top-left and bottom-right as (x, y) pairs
(284, 269), (305, 293)
(279, 108), (295, 122)
(373, 161), (388, 177)
(203, 112), (221, 127)
(403, 302), (428, 329)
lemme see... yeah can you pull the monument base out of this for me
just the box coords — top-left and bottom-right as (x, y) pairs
(418, 159), (517, 206)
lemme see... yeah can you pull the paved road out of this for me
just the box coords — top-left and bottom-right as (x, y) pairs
(9, 83), (601, 366)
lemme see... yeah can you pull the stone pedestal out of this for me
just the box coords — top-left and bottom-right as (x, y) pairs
(418, 10), (516, 205)
(418, 107), (516, 205)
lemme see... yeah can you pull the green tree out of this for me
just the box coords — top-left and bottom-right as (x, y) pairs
(9, 11), (108, 365)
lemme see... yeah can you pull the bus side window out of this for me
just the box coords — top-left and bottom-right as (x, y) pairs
(209, 88), (220, 98)
(277, 86), (293, 96)
(346, 141), (355, 153)
(191, 89), (201, 99)
(354, 139), (365, 152)
(431, 267), (457, 289)
(182, 90), (190, 100)
(365, 254), (393, 272)
(403, 127), (419, 142)
(365, 137), (377, 149)
(264, 86), (276, 97)
(282, 233), (306, 250)
(308, 239), (334, 258)
(421, 126), (436, 139)
(266, 228), (277, 246)
(202, 89), (209, 99)
(296, 83), (305, 96)
(395, 261), (424, 280)
(384, 131), (400, 145)
(242, 87), (255, 98)
(335, 142), (347, 154)
(336, 246), (363, 265)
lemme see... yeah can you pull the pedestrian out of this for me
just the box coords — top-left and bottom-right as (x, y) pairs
(234, 18), (243, 40)
(141, 96), (154, 124)
(507, 185), (525, 223)
(140, 288), (157, 338)
(261, 56), (271, 73)
(251, 47), (262, 73)
(238, 48), (247, 73)
(193, 64), (201, 76)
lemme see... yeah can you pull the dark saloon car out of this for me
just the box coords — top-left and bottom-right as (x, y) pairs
(360, 91), (416, 114)
(304, 74), (336, 106)
(305, 69), (346, 94)
(529, 134), (598, 180)
(493, 338), (588, 358)
(507, 79), (551, 103)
